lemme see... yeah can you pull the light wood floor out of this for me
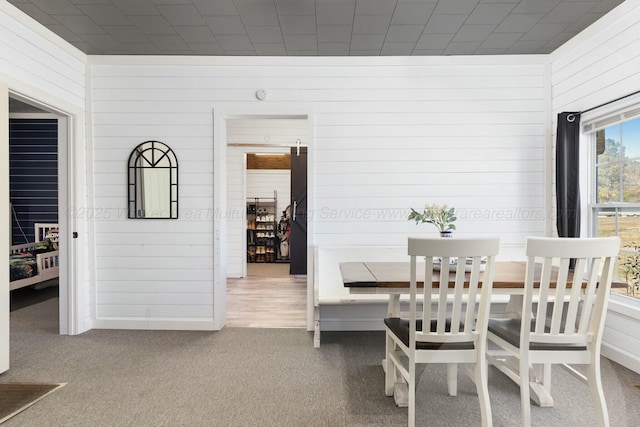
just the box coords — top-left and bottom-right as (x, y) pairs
(226, 263), (307, 328)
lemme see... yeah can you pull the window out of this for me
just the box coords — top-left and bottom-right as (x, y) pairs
(590, 115), (640, 298)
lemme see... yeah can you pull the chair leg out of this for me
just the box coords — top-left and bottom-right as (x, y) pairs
(474, 360), (493, 427)
(541, 363), (551, 395)
(586, 356), (610, 427)
(447, 363), (458, 396)
(519, 356), (531, 427)
(385, 331), (395, 397)
(408, 357), (416, 427)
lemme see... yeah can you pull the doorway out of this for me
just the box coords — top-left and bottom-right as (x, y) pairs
(2, 87), (76, 373)
(224, 115), (309, 328)
(8, 102), (59, 312)
(7, 96), (69, 331)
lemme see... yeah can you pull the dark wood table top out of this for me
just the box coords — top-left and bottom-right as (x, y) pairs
(340, 261), (626, 289)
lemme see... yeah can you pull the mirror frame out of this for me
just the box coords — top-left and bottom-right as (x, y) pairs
(128, 140), (178, 219)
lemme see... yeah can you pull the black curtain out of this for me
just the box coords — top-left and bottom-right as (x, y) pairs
(555, 112), (581, 239)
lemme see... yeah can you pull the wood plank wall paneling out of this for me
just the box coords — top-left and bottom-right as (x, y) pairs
(0, 7), (85, 108)
(4, 1), (640, 337)
(247, 154), (290, 170)
(8, 118), (58, 244)
(1, 4), (90, 335)
(90, 56), (548, 326)
(246, 171), (291, 215)
(551, 3), (640, 114)
(549, 1), (640, 374)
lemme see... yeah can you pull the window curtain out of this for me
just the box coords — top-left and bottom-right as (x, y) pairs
(556, 112), (581, 239)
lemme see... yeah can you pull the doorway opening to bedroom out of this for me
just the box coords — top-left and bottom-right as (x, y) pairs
(225, 116), (308, 328)
(7, 98), (62, 319)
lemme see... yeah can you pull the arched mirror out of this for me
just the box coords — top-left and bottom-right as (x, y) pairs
(128, 140), (178, 219)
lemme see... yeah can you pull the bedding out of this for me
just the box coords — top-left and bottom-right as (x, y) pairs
(10, 252), (36, 281)
(9, 224), (60, 290)
(9, 239), (56, 282)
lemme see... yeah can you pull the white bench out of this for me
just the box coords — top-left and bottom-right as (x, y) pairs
(311, 245), (516, 347)
(312, 245), (408, 347)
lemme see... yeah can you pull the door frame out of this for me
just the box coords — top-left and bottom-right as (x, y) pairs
(1, 82), (9, 372)
(7, 111), (69, 333)
(5, 90), (83, 335)
(242, 147), (291, 278)
(213, 110), (315, 331)
(2, 87), (81, 373)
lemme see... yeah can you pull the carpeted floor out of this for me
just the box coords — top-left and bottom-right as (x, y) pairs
(4, 298), (640, 426)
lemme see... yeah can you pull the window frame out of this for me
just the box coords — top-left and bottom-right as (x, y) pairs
(586, 98), (640, 301)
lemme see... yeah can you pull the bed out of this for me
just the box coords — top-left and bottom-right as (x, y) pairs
(9, 223), (60, 291)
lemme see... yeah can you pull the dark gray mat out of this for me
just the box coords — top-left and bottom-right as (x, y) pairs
(0, 382), (65, 424)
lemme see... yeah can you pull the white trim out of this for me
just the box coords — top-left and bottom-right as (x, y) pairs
(7, 93), (88, 335)
(57, 115), (70, 335)
(544, 60), (553, 236)
(7, 111), (70, 334)
(215, 108), (315, 331)
(582, 95), (640, 374)
(580, 92), (640, 133)
(608, 293), (640, 320)
(601, 344), (640, 375)
(306, 114), (316, 332)
(85, 62), (97, 331)
(7, 112), (57, 119)
(602, 295), (640, 374)
(213, 109), (227, 330)
(1, 82), (9, 373)
(87, 53), (549, 67)
(92, 319), (217, 331)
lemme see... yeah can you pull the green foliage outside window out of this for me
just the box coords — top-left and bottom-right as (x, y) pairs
(620, 243), (640, 297)
(597, 138), (640, 204)
(594, 117), (640, 299)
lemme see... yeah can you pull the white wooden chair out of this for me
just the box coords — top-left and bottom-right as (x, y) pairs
(384, 237), (499, 427)
(487, 236), (620, 427)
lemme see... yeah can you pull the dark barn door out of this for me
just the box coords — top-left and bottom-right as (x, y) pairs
(289, 147), (307, 275)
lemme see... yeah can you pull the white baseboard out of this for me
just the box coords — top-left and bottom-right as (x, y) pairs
(92, 318), (217, 331)
(602, 295), (640, 374)
(602, 342), (640, 375)
(319, 318), (386, 331)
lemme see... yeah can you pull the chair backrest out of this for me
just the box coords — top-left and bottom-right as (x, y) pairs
(408, 237), (500, 347)
(522, 236), (620, 348)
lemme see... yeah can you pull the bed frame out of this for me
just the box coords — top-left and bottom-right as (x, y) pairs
(9, 223), (60, 291)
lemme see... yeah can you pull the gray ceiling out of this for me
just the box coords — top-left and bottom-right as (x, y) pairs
(8, 0), (625, 56)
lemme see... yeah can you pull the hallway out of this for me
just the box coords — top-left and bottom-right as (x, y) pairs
(226, 263), (306, 328)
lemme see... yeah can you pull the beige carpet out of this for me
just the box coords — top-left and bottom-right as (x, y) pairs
(0, 383), (65, 424)
(7, 298), (640, 426)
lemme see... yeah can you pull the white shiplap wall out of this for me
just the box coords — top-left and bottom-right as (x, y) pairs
(0, 4), (89, 335)
(550, 0), (640, 374)
(89, 55), (549, 330)
(0, 3), (85, 110)
(550, 1), (640, 118)
(313, 64), (548, 251)
(246, 171), (290, 228)
(90, 63), (216, 329)
(226, 118), (302, 277)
